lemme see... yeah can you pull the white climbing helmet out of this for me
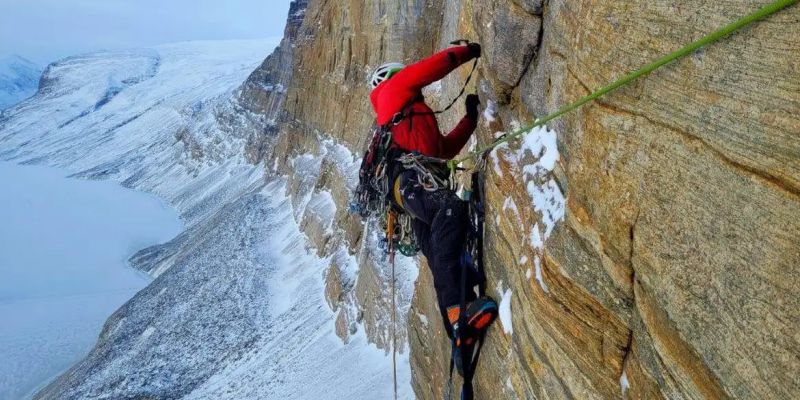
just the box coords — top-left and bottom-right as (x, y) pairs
(368, 62), (405, 89)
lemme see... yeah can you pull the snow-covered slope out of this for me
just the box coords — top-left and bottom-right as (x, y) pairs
(0, 38), (413, 399)
(0, 55), (42, 110)
(0, 41), (270, 225)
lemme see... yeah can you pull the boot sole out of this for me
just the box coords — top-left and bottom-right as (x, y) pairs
(467, 301), (498, 331)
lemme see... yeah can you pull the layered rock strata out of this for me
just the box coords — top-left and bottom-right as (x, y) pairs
(260, 0), (800, 398)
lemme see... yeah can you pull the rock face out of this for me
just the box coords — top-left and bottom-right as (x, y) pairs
(258, 0), (799, 399)
(237, 0), (307, 164)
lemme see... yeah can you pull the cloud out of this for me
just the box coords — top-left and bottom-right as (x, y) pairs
(0, 0), (292, 65)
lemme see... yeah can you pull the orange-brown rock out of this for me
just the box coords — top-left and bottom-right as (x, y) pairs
(247, 0), (800, 398)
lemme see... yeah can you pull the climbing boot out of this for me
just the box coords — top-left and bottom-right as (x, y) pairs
(465, 297), (498, 332)
(448, 297), (498, 376)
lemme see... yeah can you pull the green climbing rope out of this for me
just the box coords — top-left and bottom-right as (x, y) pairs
(449, 0), (798, 169)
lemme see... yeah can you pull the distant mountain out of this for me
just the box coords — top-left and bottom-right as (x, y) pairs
(0, 55), (42, 110)
(0, 32), (411, 398)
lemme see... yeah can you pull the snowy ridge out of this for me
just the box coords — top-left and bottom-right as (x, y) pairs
(286, 134), (419, 356)
(0, 55), (42, 111)
(0, 40), (413, 399)
(180, 181), (412, 400)
(0, 41), (271, 227)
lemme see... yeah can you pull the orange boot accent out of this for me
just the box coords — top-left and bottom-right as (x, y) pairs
(447, 306), (461, 325)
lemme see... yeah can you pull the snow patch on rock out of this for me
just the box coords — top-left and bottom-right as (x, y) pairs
(620, 370), (630, 397)
(496, 281), (514, 335)
(483, 99), (498, 125)
(530, 223), (544, 249)
(520, 125), (564, 239)
(489, 124), (565, 261)
(534, 255), (549, 293)
(500, 289), (513, 335)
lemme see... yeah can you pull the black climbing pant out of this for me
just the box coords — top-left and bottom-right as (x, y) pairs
(396, 169), (479, 332)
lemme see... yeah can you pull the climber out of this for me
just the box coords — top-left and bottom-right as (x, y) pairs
(367, 43), (498, 376)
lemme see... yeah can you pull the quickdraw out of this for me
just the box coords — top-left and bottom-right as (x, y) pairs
(397, 152), (451, 192)
(396, 212), (420, 257)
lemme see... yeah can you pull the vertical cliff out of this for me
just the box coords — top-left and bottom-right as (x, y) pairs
(243, 0), (443, 352)
(238, 0), (307, 164)
(255, 0), (800, 399)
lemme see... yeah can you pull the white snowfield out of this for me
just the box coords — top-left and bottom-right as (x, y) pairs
(0, 39), (412, 399)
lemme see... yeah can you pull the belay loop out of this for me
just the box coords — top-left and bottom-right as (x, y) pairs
(397, 152), (451, 192)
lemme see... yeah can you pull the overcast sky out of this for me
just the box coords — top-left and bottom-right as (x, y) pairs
(0, 0), (293, 65)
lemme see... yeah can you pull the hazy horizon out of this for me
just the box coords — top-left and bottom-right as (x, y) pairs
(0, 0), (293, 66)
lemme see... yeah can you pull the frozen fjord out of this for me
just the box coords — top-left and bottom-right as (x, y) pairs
(0, 161), (182, 400)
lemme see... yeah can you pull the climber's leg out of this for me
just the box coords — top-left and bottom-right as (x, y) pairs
(398, 171), (476, 319)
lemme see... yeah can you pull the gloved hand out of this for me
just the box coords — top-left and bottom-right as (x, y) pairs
(465, 94), (480, 118)
(467, 42), (481, 59)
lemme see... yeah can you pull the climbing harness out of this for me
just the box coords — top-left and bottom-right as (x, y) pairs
(448, 0), (799, 171)
(397, 153), (453, 192)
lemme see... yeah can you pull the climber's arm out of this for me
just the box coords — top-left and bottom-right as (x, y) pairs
(440, 94), (480, 159)
(386, 46), (476, 93)
(440, 115), (477, 159)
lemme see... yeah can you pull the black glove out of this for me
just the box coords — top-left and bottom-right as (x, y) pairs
(465, 94), (480, 118)
(467, 42), (481, 59)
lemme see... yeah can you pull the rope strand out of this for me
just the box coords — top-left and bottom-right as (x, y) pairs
(387, 212), (399, 400)
(449, 0), (798, 169)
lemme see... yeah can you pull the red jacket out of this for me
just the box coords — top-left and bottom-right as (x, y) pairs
(370, 46), (478, 159)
